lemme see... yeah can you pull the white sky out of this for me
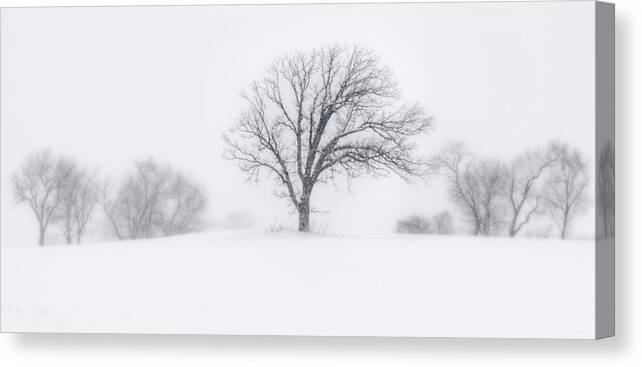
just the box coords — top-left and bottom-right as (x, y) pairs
(1, 2), (596, 244)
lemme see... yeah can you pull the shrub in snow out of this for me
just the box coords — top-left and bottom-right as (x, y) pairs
(396, 215), (432, 234)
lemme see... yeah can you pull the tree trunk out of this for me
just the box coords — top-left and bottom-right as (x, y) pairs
(298, 200), (310, 232)
(38, 227), (45, 246)
(560, 210), (569, 239)
(508, 216), (517, 238)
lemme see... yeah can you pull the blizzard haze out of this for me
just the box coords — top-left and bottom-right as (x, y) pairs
(0, 2), (596, 245)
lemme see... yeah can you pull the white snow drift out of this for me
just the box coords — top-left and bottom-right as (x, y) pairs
(1, 230), (595, 338)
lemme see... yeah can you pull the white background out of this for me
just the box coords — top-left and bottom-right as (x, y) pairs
(0, 0), (638, 366)
(0, 0), (597, 243)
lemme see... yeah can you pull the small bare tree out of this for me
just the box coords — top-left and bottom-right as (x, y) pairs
(505, 145), (557, 237)
(58, 160), (80, 245)
(104, 160), (207, 240)
(474, 160), (508, 236)
(72, 171), (100, 243)
(12, 150), (74, 246)
(437, 144), (507, 236)
(104, 160), (171, 240)
(597, 141), (615, 239)
(58, 166), (100, 244)
(544, 143), (590, 239)
(224, 45), (432, 232)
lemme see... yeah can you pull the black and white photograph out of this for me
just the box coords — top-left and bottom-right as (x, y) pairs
(0, 1), (614, 338)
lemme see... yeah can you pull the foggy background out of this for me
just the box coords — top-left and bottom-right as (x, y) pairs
(0, 2), (596, 245)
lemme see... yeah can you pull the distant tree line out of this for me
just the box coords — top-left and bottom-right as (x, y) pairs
(13, 150), (207, 246)
(396, 142), (591, 239)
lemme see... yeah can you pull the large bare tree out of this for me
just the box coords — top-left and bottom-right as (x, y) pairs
(13, 150), (75, 246)
(103, 159), (207, 240)
(544, 143), (590, 239)
(224, 45), (432, 232)
(437, 144), (507, 236)
(505, 145), (557, 237)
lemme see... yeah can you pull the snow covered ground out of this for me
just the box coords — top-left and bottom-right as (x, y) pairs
(1, 230), (595, 338)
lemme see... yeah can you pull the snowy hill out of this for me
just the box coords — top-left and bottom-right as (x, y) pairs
(1, 230), (595, 338)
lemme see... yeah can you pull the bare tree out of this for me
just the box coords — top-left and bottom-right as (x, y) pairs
(103, 159), (207, 240)
(224, 45), (432, 232)
(544, 143), (590, 239)
(72, 171), (100, 243)
(12, 150), (74, 246)
(58, 165), (100, 244)
(158, 174), (207, 236)
(597, 141), (615, 239)
(474, 160), (508, 236)
(103, 160), (171, 240)
(436, 144), (507, 236)
(505, 145), (557, 237)
(58, 160), (80, 245)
